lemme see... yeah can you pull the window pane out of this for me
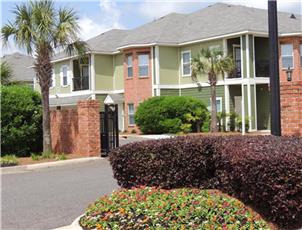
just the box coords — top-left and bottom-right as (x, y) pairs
(138, 54), (148, 66)
(82, 66), (89, 78)
(183, 64), (191, 75)
(127, 55), (132, 66)
(139, 66), (148, 76)
(182, 52), (190, 63)
(63, 76), (68, 85)
(282, 57), (293, 68)
(216, 99), (222, 112)
(128, 104), (134, 113)
(129, 115), (135, 125)
(127, 67), (133, 77)
(281, 44), (293, 56)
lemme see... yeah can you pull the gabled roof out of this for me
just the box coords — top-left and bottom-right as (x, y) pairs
(1, 52), (35, 82)
(52, 3), (301, 61)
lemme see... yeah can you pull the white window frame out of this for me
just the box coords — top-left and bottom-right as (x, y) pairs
(126, 55), (133, 78)
(281, 44), (294, 69)
(50, 68), (55, 89)
(60, 65), (69, 87)
(181, 50), (191, 77)
(128, 103), (135, 126)
(138, 53), (149, 78)
(208, 97), (223, 113)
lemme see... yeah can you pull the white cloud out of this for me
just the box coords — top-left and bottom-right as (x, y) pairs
(78, 0), (124, 41)
(0, 38), (26, 57)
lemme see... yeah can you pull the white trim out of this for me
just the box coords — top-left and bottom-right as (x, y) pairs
(33, 76), (37, 90)
(280, 32), (302, 37)
(178, 47), (181, 96)
(240, 36), (244, 79)
(241, 84), (245, 135)
(247, 83), (252, 131)
(181, 50), (191, 77)
(117, 43), (157, 50)
(49, 89), (124, 98)
(223, 39), (228, 79)
(246, 34), (250, 79)
(69, 60), (73, 92)
(252, 35), (256, 78)
(50, 68), (55, 89)
(60, 65), (70, 87)
(224, 84), (230, 131)
(151, 46), (155, 96)
(95, 89), (124, 94)
(155, 46), (160, 96)
(91, 54), (96, 99)
(254, 83), (258, 131)
(280, 43), (294, 69)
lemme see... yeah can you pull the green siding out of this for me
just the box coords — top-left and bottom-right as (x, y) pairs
(113, 54), (124, 90)
(96, 94), (107, 111)
(249, 35), (254, 78)
(179, 39), (224, 84)
(50, 60), (71, 95)
(159, 46), (179, 85)
(241, 35), (247, 78)
(181, 86), (225, 111)
(250, 84), (256, 129)
(256, 84), (270, 130)
(95, 55), (113, 90)
(160, 89), (180, 96)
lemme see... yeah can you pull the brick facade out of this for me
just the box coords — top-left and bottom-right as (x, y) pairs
(279, 36), (302, 136)
(123, 47), (153, 133)
(50, 100), (101, 156)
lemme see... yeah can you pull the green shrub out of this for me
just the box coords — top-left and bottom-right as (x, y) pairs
(55, 153), (67, 161)
(1, 85), (42, 156)
(80, 187), (269, 229)
(135, 96), (209, 134)
(30, 153), (41, 161)
(41, 151), (54, 159)
(0, 155), (19, 167)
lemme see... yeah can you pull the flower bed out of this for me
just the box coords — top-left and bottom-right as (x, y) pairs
(80, 187), (269, 229)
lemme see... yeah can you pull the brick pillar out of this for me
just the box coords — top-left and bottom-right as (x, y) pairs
(77, 100), (101, 156)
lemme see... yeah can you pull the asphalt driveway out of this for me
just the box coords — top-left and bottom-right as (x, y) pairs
(2, 159), (117, 230)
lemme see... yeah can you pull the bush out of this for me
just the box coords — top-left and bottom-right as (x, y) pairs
(80, 187), (269, 229)
(1, 85), (43, 157)
(0, 155), (19, 167)
(110, 135), (302, 227)
(135, 96), (208, 134)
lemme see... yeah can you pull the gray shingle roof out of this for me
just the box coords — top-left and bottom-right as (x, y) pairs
(53, 3), (301, 61)
(49, 94), (91, 107)
(1, 52), (35, 82)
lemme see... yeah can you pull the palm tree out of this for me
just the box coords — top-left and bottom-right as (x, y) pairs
(1, 0), (88, 152)
(0, 61), (13, 85)
(191, 48), (234, 132)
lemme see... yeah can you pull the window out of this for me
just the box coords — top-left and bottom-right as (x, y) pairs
(208, 98), (223, 113)
(61, 66), (69, 86)
(182, 51), (191, 76)
(81, 65), (89, 78)
(138, 54), (149, 77)
(128, 103), (135, 125)
(281, 44), (293, 68)
(50, 69), (55, 88)
(300, 44), (302, 68)
(127, 55), (133, 78)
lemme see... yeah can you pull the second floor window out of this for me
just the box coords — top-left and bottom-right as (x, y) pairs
(138, 54), (149, 77)
(50, 69), (55, 88)
(182, 51), (191, 76)
(81, 65), (89, 78)
(281, 44), (293, 68)
(61, 66), (68, 86)
(127, 55), (133, 78)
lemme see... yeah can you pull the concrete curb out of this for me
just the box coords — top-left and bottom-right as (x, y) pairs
(1, 157), (103, 174)
(52, 215), (84, 230)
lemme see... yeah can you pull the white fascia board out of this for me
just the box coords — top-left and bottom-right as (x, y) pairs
(49, 89), (124, 99)
(280, 32), (302, 37)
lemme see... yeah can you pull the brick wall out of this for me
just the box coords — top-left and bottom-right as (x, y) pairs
(123, 47), (153, 133)
(279, 36), (302, 136)
(50, 100), (101, 156)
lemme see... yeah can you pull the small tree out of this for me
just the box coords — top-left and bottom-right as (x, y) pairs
(0, 61), (13, 85)
(1, 0), (88, 152)
(191, 48), (234, 132)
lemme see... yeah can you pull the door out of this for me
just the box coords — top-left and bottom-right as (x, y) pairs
(100, 104), (119, 156)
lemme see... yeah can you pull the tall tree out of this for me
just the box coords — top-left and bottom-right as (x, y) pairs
(0, 61), (13, 85)
(191, 48), (234, 132)
(1, 0), (88, 152)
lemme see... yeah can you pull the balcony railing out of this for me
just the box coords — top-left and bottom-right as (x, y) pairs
(256, 60), (269, 77)
(73, 76), (89, 91)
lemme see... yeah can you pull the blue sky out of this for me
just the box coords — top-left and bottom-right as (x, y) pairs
(1, 0), (301, 56)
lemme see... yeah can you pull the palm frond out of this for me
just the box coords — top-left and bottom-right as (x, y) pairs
(65, 40), (89, 58)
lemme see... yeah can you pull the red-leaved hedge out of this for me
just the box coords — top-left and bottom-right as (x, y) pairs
(109, 136), (302, 228)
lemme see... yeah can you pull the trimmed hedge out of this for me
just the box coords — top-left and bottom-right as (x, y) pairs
(109, 135), (302, 228)
(135, 96), (209, 134)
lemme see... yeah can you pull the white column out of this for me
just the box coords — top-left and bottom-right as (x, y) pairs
(254, 84), (258, 130)
(151, 46), (155, 96)
(241, 84), (245, 135)
(246, 34), (250, 79)
(69, 59), (73, 92)
(224, 84), (230, 131)
(90, 54), (96, 99)
(155, 45), (160, 96)
(247, 83), (252, 131)
(223, 39), (228, 79)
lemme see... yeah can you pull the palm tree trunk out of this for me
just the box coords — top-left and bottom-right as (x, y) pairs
(210, 83), (218, 132)
(41, 87), (52, 152)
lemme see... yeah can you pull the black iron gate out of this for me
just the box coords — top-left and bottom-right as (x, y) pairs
(100, 104), (119, 156)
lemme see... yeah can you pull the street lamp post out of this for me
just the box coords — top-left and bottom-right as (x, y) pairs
(268, 0), (281, 136)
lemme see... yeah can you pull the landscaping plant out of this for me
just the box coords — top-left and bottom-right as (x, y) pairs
(135, 96), (208, 134)
(1, 85), (43, 156)
(110, 135), (302, 228)
(80, 187), (269, 229)
(0, 155), (19, 167)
